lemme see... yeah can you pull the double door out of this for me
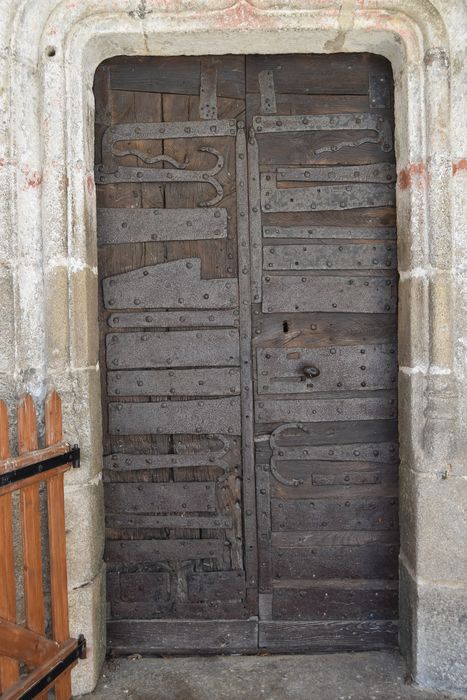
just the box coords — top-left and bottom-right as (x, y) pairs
(95, 53), (399, 653)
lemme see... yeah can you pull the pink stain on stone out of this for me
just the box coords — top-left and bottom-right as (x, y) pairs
(452, 158), (467, 176)
(398, 162), (426, 190)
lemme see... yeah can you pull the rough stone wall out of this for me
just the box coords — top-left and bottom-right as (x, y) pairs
(0, 0), (465, 696)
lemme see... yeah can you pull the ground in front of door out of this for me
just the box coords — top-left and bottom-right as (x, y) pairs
(78, 651), (463, 700)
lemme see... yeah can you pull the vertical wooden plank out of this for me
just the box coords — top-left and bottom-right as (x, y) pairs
(45, 390), (72, 700)
(0, 401), (19, 692)
(18, 394), (46, 642)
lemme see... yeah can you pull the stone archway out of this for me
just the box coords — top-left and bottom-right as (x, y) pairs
(0, 1), (465, 696)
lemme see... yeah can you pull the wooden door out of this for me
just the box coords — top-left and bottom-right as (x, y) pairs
(246, 55), (399, 651)
(95, 56), (258, 653)
(95, 52), (399, 655)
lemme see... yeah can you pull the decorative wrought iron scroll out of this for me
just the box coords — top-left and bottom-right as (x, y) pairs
(252, 112), (393, 154)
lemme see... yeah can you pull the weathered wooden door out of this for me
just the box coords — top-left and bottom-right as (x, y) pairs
(95, 53), (398, 654)
(245, 55), (399, 651)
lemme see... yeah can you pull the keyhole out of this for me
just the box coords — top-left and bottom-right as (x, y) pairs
(283, 320), (289, 333)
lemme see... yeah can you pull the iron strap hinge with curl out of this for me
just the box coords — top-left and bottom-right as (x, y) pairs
(252, 112), (393, 154)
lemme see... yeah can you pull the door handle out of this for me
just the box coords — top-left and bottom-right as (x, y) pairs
(303, 365), (320, 379)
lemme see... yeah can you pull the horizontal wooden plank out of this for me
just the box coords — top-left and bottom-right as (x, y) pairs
(97, 208), (227, 244)
(108, 310), (239, 329)
(110, 600), (249, 621)
(106, 329), (239, 369)
(272, 544), (398, 580)
(108, 55), (246, 98)
(0, 618), (58, 667)
(247, 93), (371, 122)
(262, 275), (397, 314)
(108, 367), (240, 397)
(187, 571), (246, 602)
(255, 396), (397, 424)
(259, 619), (398, 652)
(257, 343), (397, 394)
(120, 572), (170, 602)
(107, 619), (258, 654)
(0, 442), (70, 476)
(0, 638), (78, 700)
(263, 206), (396, 230)
(263, 243), (396, 271)
(253, 312), (397, 349)
(103, 259), (238, 310)
(175, 602), (249, 620)
(105, 539), (224, 564)
(257, 133), (393, 167)
(105, 481), (217, 513)
(246, 54), (391, 95)
(260, 419), (398, 446)
(271, 496), (398, 531)
(110, 600), (171, 620)
(109, 397), (241, 435)
(106, 514), (232, 530)
(272, 584), (398, 621)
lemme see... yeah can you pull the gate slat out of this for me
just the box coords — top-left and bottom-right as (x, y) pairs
(0, 400), (19, 691)
(45, 390), (72, 700)
(18, 394), (48, 700)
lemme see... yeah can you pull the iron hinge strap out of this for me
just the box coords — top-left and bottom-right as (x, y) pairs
(0, 444), (81, 488)
(18, 635), (86, 700)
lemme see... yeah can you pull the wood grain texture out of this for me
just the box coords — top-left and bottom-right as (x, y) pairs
(259, 619), (398, 652)
(17, 395), (48, 700)
(0, 619), (58, 667)
(272, 581), (398, 621)
(249, 51), (397, 636)
(0, 401), (19, 691)
(95, 55), (249, 632)
(96, 52), (398, 650)
(17, 396), (45, 639)
(45, 390), (71, 700)
(107, 619), (258, 654)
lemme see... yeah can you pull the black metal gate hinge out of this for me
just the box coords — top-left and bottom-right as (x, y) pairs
(18, 635), (86, 700)
(0, 444), (81, 489)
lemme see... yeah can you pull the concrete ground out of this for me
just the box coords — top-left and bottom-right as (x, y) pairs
(79, 651), (465, 700)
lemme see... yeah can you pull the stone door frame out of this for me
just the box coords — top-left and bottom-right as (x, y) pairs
(0, 1), (465, 696)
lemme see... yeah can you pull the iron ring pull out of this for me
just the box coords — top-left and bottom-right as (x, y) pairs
(303, 365), (320, 379)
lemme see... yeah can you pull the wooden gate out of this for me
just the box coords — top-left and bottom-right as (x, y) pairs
(95, 53), (398, 653)
(0, 391), (85, 699)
